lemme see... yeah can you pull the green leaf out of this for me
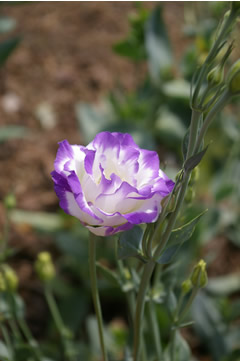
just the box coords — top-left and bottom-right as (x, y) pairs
(0, 16), (16, 34)
(0, 37), (20, 66)
(164, 331), (191, 361)
(215, 183), (235, 202)
(0, 341), (12, 361)
(117, 226), (145, 261)
(113, 39), (146, 62)
(163, 79), (191, 100)
(10, 209), (64, 232)
(0, 126), (28, 143)
(75, 101), (116, 144)
(184, 145), (208, 172)
(206, 273), (240, 296)
(145, 6), (173, 82)
(157, 210), (207, 264)
(192, 291), (229, 360)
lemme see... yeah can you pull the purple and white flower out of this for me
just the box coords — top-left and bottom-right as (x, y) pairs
(51, 132), (174, 236)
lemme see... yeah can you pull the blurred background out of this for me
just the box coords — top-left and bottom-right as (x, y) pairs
(0, 2), (240, 361)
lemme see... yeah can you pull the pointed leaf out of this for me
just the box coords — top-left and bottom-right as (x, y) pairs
(157, 210), (207, 264)
(184, 146), (208, 172)
(117, 226), (144, 261)
(168, 210), (207, 247)
(0, 37), (20, 66)
(145, 6), (173, 82)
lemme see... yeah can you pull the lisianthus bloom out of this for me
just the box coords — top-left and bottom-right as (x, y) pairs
(51, 132), (174, 236)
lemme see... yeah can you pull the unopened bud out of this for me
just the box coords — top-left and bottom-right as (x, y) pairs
(185, 187), (195, 204)
(0, 265), (18, 292)
(35, 252), (56, 282)
(181, 279), (192, 294)
(207, 65), (224, 86)
(227, 59), (240, 94)
(0, 273), (6, 292)
(4, 193), (16, 210)
(190, 259), (208, 288)
(189, 167), (199, 185)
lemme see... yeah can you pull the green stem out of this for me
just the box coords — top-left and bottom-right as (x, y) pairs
(45, 284), (74, 361)
(186, 109), (202, 159)
(89, 232), (108, 361)
(133, 260), (155, 361)
(178, 287), (198, 323)
(170, 329), (176, 361)
(146, 298), (162, 360)
(0, 323), (14, 360)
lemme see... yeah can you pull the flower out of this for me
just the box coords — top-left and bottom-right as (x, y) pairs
(51, 132), (174, 236)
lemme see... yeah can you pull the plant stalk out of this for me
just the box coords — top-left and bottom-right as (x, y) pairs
(89, 232), (108, 361)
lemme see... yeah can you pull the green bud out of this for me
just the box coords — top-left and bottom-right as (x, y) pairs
(0, 272), (6, 292)
(189, 167), (199, 186)
(123, 268), (131, 280)
(0, 265), (18, 292)
(35, 252), (56, 282)
(227, 59), (240, 94)
(185, 187), (195, 204)
(4, 193), (16, 210)
(207, 65), (224, 86)
(190, 259), (208, 288)
(181, 279), (192, 294)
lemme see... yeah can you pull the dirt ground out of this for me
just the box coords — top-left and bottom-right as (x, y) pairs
(0, 2), (239, 358)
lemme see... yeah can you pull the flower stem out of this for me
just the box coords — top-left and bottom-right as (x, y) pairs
(45, 284), (75, 361)
(133, 259), (155, 361)
(89, 232), (108, 361)
(178, 286), (198, 323)
(146, 298), (162, 360)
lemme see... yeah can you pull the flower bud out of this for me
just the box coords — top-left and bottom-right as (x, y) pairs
(35, 252), (56, 282)
(227, 59), (240, 94)
(190, 259), (208, 288)
(0, 272), (6, 292)
(181, 279), (192, 294)
(189, 167), (199, 185)
(4, 193), (16, 210)
(207, 65), (224, 86)
(0, 265), (18, 292)
(185, 187), (195, 204)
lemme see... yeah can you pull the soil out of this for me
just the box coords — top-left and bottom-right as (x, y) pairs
(0, 2), (239, 360)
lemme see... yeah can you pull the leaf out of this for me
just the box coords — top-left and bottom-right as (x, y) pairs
(164, 331), (191, 361)
(113, 39), (146, 62)
(206, 273), (240, 296)
(184, 145), (208, 172)
(10, 209), (64, 232)
(117, 226), (145, 261)
(0, 37), (20, 66)
(0, 126), (28, 143)
(157, 210), (207, 264)
(75, 101), (116, 144)
(145, 6), (173, 82)
(163, 79), (191, 100)
(0, 16), (16, 34)
(0, 341), (12, 361)
(192, 291), (229, 361)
